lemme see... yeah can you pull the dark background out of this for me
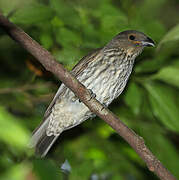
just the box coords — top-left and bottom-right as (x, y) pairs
(0, 0), (179, 179)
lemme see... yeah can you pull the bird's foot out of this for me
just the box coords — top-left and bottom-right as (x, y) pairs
(77, 89), (96, 103)
(87, 89), (96, 101)
(101, 104), (108, 111)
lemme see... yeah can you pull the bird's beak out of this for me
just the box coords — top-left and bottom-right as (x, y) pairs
(141, 37), (155, 47)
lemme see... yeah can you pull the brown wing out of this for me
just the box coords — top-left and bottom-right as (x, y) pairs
(71, 48), (102, 76)
(43, 48), (102, 119)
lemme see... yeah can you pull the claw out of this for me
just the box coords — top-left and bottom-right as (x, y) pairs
(87, 89), (96, 101)
(101, 104), (108, 111)
(77, 89), (96, 103)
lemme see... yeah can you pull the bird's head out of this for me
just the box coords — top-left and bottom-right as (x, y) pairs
(106, 30), (155, 56)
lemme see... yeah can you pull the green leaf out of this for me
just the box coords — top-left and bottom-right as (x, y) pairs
(50, 0), (81, 28)
(141, 124), (179, 178)
(0, 106), (30, 149)
(10, 2), (54, 24)
(135, 55), (166, 73)
(130, 0), (166, 41)
(97, 123), (115, 138)
(0, 0), (32, 16)
(40, 33), (53, 49)
(144, 82), (179, 132)
(56, 27), (82, 48)
(158, 24), (179, 48)
(86, 148), (106, 160)
(152, 65), (179, 88)
(124, 82), (142, 115)
(0, 163), (31, 180)
(51, 16), (64, 27)
(137, 0), (166, 19)
(152, 135), (179, 178)
(53, 47), (82, 67)
(94, 3), (127, 42)
(33, 159), (62, 180)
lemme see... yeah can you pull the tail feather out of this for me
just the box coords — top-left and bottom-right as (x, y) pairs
(29, 118), (59, 157)
(35, 134), (59, 157)
(29, 118), (49, 148)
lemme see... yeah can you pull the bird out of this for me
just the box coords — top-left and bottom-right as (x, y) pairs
(29, 30), (155, 157)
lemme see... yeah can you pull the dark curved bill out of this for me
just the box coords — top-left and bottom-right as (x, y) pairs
(142, 37), (155, 47)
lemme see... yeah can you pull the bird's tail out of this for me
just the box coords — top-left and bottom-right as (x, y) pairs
(29, 118), (59, 157)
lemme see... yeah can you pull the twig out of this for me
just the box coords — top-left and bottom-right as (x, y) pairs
(0, 12), (176, 180)
(0, 83), (54, 94)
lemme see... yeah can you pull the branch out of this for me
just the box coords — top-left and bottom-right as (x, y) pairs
(0, 12), (176, 180)
(0, 83), (54, 94)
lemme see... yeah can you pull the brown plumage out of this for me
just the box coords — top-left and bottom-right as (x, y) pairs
(29, 30), (155, 157)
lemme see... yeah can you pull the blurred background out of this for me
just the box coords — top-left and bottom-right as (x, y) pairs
(0, 0), (179, 179)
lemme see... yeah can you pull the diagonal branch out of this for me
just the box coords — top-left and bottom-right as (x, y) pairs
(0, 12), (176, 180)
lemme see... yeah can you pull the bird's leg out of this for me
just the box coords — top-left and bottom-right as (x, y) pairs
(87, 89), (96, 101)
(101, 103), (108, 111)
(72, 89), (96, 102)
(78, 89), (96, 103)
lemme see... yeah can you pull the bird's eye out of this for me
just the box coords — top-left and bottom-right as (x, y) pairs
(129, 35), (135, 40)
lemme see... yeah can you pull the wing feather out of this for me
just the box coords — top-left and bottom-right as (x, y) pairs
(30, 48), (103, 156)
(43, 48), (102, 119)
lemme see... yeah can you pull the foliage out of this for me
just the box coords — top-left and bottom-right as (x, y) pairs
(0, 0), (179, 179)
